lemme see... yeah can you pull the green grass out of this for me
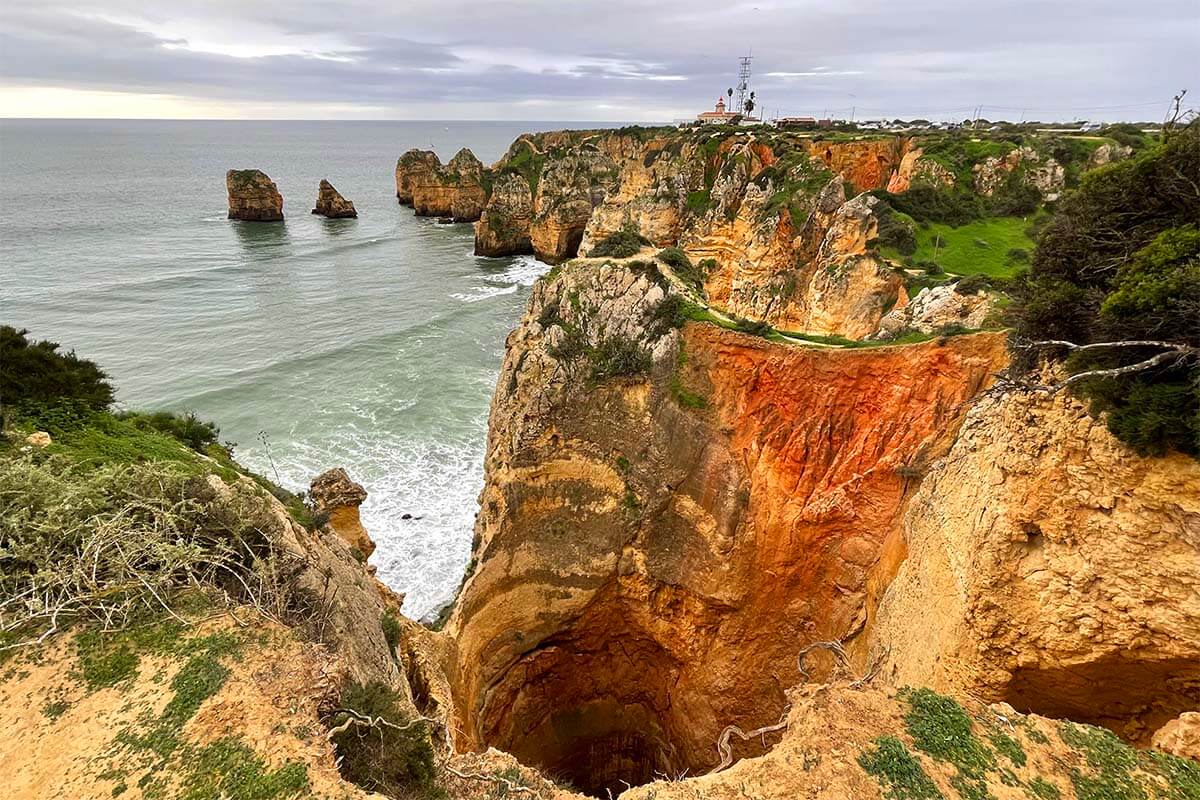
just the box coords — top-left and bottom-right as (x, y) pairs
(1026, 777), (1061, 800)
(179, 737), (309, 800)
(901, 688), (996, 800)
(858, 735), (945, 799)
(886, 216), (1035, 278)
(1058, 722), (1147, 800)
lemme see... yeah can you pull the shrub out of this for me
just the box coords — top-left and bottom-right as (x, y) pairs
(0, 326), (114, 418)
(590, 337), (652, 380)
(733, 317), (773, 337)
(921, 262), (944, 276)
(0, 456), (294, 642)
(954, 274), (991, 295)
(658, 247), (707, 295)
(381, 612), (402, 654)
(873, 201), (918, 255)
(116, 410), (220, 453)
(330, 681), (438, 796)
(589, 226), (649, 258)
(873, 186), (984, 227)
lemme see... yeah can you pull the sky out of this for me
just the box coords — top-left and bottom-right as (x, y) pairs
(1, 0), (1195, 122)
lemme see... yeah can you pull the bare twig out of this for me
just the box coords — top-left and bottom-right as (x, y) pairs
(709, 706), (791, 774)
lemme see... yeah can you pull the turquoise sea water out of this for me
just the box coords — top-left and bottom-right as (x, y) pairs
(0, 119), (608, 617)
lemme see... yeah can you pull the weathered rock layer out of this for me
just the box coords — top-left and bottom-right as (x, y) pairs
(870, 389), (1200, 743)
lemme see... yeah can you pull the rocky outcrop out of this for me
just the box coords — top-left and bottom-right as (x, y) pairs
(191, 472), (404, 688)
(311, 179), (357, 218)
(395, 148), (488, 221)
(395, 149), (441, 204)
(874, 283), (992, 339)
(446, 258), (1006, 793)
(309, 467), (374, 559)
(620, 683), (1198, 800)
(909, 156), (958, 189)
(1153, 713), (1200, 761)
(870, 390), (1200, 743)
(973, 146), (1065, 200)
(805, 137), (917, 191)
(226, 169), (283, 221)
(475, 172), (534, 256)
(1089, 141), (1134, 168)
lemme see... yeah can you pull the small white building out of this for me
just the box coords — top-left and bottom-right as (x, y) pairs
(696, 97), (741, 125)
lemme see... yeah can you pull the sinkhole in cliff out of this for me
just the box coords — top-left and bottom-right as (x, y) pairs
(462, 588), (788, 798)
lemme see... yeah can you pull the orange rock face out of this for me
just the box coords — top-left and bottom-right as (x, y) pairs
(805, 138), (917, 190)
(445, 258), (1008, 793)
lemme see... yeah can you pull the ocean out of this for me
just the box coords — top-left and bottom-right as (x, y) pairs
(0, 119), (611, 618)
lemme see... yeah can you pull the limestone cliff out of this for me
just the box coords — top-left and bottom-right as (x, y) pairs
(407, 127), (1116, 338)
(226, 169), (283, 221)
(445, 257), (1007, 792)
(870, 389), (1200, 743)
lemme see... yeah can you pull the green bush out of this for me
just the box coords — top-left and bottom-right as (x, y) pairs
(589, 337), (652, 380)
(330, 681), (438, 797)
(589, 226), (649, 258)
(381, 612), (402, 654)
(874, 203), (918, 256)
(873, 186), (984, 227)
(657, 247), (707, 295)
(954, 274), (991, 295)
(1, 326), (114, 418)
(116, 410), (220, 453)
(1010, 121), (1200, 457)
(732, 317), (773, 337)
(1100, 225), (1200, 342)
(1006, 247), (1030, 264)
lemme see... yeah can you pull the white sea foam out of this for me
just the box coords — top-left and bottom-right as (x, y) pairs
(451, 284), (519, 303)
(488, 255), (550, 286)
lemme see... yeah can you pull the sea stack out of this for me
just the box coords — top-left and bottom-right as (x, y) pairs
(226, 169), (283, 221)
(309, 467), (374, 558)
(311, 179), (357, 219)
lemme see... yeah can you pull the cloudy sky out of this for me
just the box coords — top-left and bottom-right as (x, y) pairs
(1, 0), (1195, 121)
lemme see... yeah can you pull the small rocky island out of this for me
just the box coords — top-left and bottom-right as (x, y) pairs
(225, 169), (284, 221)
(311, 179), (357, 218)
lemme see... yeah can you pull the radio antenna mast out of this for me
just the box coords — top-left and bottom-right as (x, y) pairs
(735, 56), (753, 115)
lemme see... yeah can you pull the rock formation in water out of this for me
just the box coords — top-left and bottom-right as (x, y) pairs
(394, 148), (488, 221)
(311, 179), (357, 218)
(309, 466), (374, 558)
(226, 169), (284, 221)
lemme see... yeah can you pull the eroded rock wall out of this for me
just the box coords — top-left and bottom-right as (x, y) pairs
(870, 390), (1200, 743)
(446, 258), (1007, 792)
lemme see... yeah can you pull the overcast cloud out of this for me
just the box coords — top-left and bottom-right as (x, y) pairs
(1, 0), (1195, 120)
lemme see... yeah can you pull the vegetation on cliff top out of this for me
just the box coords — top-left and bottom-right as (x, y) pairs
(0, 327), (330, 654)
(1009, 119), (1200, 457)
